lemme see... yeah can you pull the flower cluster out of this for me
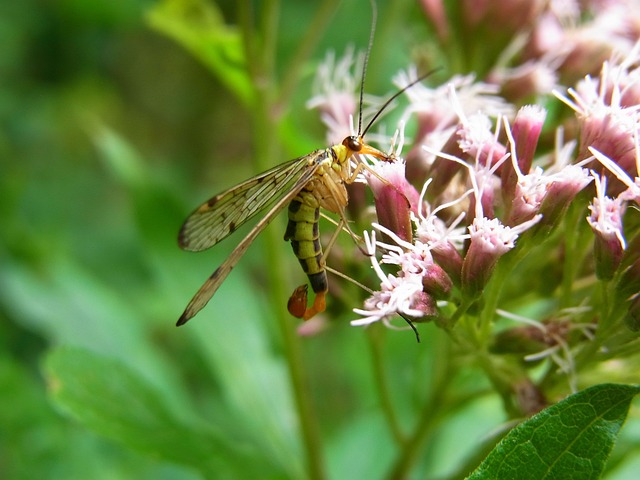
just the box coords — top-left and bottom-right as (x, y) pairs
(307, 1), (640, 392)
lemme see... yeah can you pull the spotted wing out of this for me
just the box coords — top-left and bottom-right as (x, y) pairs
(179, 151), (324, 252)
(177, 163), (321, 325)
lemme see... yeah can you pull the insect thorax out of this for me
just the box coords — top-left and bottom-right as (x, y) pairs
(303, 144), (352, 213)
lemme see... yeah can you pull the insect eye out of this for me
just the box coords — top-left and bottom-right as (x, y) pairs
(343, 135), (362, 152)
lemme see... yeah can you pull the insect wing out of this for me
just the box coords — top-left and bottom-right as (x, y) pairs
(179, 153), (320, 252)
(177, 162), (321, 325)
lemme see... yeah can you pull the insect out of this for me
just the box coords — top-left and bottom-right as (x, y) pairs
(176, 4), (425, 327)
(177, 127), (394, 325)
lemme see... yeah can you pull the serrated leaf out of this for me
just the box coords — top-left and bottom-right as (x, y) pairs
(146, 0), (253, 106)
(467, 383), (640, 480)
(44, 346), (282, 478)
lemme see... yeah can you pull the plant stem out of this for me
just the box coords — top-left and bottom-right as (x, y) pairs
(240, 1), (325, 477)
(367, 327), (405, 446)
(255, 106), (326, 480)
(278, 0), (341, 111)
(386, 329), (452, 478)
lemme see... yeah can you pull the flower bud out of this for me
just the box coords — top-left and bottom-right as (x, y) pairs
(491, 325), (552, 355)
(431, 242), (464, 287)
(578, 114), (637, 194)
(514, 379), (547, 416)
(491, 64), (557, 103)
(409, 291), (438, 321)
(461, 218), (513, 297)
(461, 237), (501, 298)
(468, 172), (498, 220)
(421, 263), (453, 299)
(538, 166), (592, 227)
(592, 224), (626, 280)
(506, 170), (547, 226)
(502, 105), (547, 207)
(366, 162), (419, 243)
(462, 0), (543, 34)
(558, 37), (616, 85)
(462, 216), (540, 297)
(587, 177), (626, 280)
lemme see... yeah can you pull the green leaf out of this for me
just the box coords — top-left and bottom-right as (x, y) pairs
(0, 253), (192, 410)
(467, 384), (640, 480)
(185, 276), (306, 479)
(44, 346), (282, 478)
(146, 0), (253, 106)
(1, 352), (198, 479)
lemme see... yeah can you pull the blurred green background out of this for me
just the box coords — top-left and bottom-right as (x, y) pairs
(0, 0), (450, 478)
(3, 0), (640, 479)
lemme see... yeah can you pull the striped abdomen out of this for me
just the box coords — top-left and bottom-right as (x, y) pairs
(284, 188), (328, 295)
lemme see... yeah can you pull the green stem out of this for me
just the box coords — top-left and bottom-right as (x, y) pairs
(385, 330), (452, 478)
(238, 1), (257, 81)
(600, 336), (640, 359)
(367, 327), (405, 446)
(559, 197), (590, 308)
(256, 108), (326, 480)
(477, 251), (520, 344)
(278, 0), (340, 111)
(259, 0), (280, 85)
(240, 2), (325, 478)
(598, 280), (612, 330)
(437, 297), (473, 331)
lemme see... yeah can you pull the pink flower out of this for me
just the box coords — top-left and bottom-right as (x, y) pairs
(364, 128), (421, 243)
(462, 215), (541, 297)
(555, 45), (640, 191)
(351, 231), (437, 327)
(502, 114), (592, 226)
(456, 113), (508, 170)
(505, 166), (549, 225)
(590, 145), (640, 205)
(307, 48), (360, 144)
(435, 107), (511, 222)
(501, 105), (547, 205)
(533, 3), (636, 81)
(587, 174), (626, 279)
(373, 223), (453, 299)
(538, 164), (593, 227)
(413, 180), (469, 286)
(462, 144), (542, 297)
(448, 84), (510, 170)
(396, 75), (513, 190)
(394, 71), (513, 141)
(526, 6), (571, 58)
(489, 60), (559, 101)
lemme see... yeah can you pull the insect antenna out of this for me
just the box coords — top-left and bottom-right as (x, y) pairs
(357, 1), (441, 138)
(361, 68), (441, 138)
(357, 0), (379, 136)
(398, 313), (420, 343)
